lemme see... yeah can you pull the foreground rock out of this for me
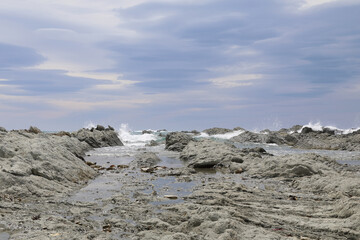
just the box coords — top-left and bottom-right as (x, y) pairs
(130, 152), (161, 168)
(0, 127), (123, 199)
(1, 125), (359, 239)
(165, 132), (194, 152)
(179, 139), (269, 173)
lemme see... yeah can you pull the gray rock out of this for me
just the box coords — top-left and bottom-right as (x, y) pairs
(165, 132), (193, 152)
(244, 153), (327, 179)
(294, 131), (360, 151)
(142, 130), (153, 134)
(231, 131), (263, 143)
(0, 127), (7, 132)
(231, 131), (285, 145)
(0, 131), (97, 199)
(301, 127), (314, 134)
(180, 139), (244, 168)
(73, 128), (123, 148)
(203, 127), (232, 135)
(233, 126), (246, 131)
(131, 152), (161, 168)
(28, 126), (42, 134)
(146, 140), (159, 147)
(96, 125), (105, 131)
(161, 233), (189, 240)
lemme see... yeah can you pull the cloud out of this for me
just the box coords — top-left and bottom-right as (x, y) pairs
(0, 0), (359, 130)
(208, 74), (262, 88)
(0, 43), (45, 68)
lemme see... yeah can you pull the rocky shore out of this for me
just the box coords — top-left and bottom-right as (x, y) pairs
(0, 125), (122, 199)
(229, 125), (360, 151)
(0, 125), (359, 239)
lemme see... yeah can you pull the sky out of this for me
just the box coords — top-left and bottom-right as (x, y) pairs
(0, 0), (360, 131)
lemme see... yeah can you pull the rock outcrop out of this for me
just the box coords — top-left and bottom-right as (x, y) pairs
(130, 152), (161, 168)
(73, 127), (123, 148)
(202, 127), (233, 135)
(231, 131), (285, 145)
(230, 125), (360, 151)
(165, 132), (194, 152)
(180, 139), (245, 168)
(0, 127), (123, 199)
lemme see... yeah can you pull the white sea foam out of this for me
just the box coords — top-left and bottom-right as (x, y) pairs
(298, 122), (360, 135)
(199, 130), (245, 140)
(118, 123), (158, 147)
(84, 121), (96, 130)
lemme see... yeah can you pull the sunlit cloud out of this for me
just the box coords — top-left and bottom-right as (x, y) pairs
(300, 0), (340, 9)
(208, 74), (262, 88)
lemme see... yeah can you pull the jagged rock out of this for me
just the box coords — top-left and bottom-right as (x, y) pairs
(107, 125), (115, 131)
(284, 134), (298, 145)
(203, 127), (232, 135)
(146, 140), (159, 147)
(28, 126), (42, 134)
(157, 129), (167, 132)
(231, 131), (262, 143)
(190, 130), (201, 135)
(233, 126), (246, 131)
(0, 127), (7, 132)
(244, 153), (328, 179)
(131, 152), (161, 168)
(53, 131), (71, 137)
(322, 127), (336, 135)
(73, 128), (123, 148)
(180, 139), (244, 168)
(0, 131), (97, 198)
(165, 132), (193, 152)
(142, 130), (153, 134)
(96, 125), (105, 131)
(301, 127), (314, 134)
(161, 233), (189, 240)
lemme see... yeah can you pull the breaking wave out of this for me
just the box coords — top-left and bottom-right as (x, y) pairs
(198, 130), (245, 139)
(118, 123), (159, 147)
(298, 122), (360, 135)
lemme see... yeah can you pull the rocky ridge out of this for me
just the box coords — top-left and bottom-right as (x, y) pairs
(230, 125), (360, 151)
(0, 125), (123, 199)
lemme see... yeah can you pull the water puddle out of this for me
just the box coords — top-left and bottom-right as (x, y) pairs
(336, 160), (360, 166)
(0, 232), (10, 240)
(143, 176), (198, 205)
(234, 142), (360, 162)
(68, 172), (125, 203)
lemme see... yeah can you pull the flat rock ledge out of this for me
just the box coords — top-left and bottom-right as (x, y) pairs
(180, 139), (248, 169)
(0, 126), (123, 199)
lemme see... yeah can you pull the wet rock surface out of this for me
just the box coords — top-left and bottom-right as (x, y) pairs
(165, 132), (194, 152)
(0, 128), (123, 199)
(230, 125), (360, 151)
(73, 127), (124, 148)
(130, 152), (161, 168)
(1, 127), (360, 239)
(180, 139), (246, 168)
(202, 127), (233, 135)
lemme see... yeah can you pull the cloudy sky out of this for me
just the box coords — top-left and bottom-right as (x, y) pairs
(0, 0), (360, 131)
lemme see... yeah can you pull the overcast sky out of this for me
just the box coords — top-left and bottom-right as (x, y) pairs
(0, 0), (360, 131)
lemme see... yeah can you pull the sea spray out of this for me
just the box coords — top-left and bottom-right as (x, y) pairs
(84, 121), (96, 130)
(197, 129), (245, 140)
(118, 123), (158, 147)
(298, 121), (360, 135)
